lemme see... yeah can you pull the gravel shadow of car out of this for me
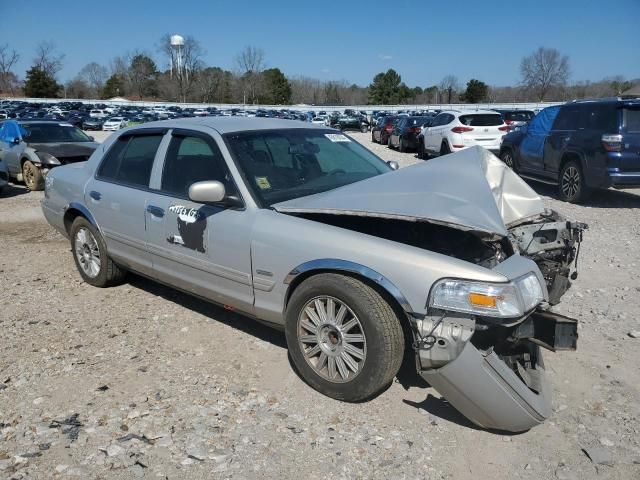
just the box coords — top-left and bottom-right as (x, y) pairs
(0, 183), (29, 199)
(525, 180), (640, 208)
(127, 274), (287, 349)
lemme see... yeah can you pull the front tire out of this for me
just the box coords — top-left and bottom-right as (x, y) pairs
(558, 160), (590, 203)
(285, 273), (404, 402)
(500, 149), (517, 172)
(70, 217), (126, 287)
(22, 160), (44, 191)
(439, 141), (451, 156)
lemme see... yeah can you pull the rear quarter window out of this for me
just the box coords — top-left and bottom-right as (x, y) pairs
(623, 108), (640, 132)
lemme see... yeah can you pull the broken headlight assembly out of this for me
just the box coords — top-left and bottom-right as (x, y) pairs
(35, 151), (61, 165)
(429, 272), (544, 319)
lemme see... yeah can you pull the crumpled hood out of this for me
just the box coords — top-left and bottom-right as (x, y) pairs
(273, 146), (545, 238)
(29, 142), (99, 158)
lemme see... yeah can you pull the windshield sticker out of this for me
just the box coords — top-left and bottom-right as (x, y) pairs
(167, 205), (206, 253)
(255, 176), (271, 190)
(324, 133), (351, 143)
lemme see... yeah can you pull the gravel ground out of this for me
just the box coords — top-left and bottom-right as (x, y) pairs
(0, 129), (639, 479)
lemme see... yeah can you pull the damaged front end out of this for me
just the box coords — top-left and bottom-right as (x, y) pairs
(411, 212), (585, 432)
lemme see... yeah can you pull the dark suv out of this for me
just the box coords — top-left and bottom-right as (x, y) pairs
(499, 99), (640, 202)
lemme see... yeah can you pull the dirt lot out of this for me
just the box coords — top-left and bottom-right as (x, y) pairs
(1, 129), (639, 479)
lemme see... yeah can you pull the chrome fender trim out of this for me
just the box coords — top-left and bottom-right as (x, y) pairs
(284, 258), (414, 315)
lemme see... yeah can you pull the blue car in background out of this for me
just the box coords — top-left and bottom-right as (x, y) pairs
(499, 99), (640, 202)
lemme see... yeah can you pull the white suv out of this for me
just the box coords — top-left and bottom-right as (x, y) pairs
(419, 110), (509, 158)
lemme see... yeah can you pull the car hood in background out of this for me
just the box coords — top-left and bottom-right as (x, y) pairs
(273, 146), (545, 238)
(29, 142), (99, 158)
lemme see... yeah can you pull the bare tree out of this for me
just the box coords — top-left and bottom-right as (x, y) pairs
(33, 41), (65, 77)
(234, 46), (266, 104)
(439, 75), (460, 103)
(0, 44), (20, 94)
(78, 62), (108, 93)
(159, 34), (205, 102)
(520, 47), (570, 101)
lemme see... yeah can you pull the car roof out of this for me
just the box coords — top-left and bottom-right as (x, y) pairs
(440, 109), (501, 116)
(132, 117), (329, 134)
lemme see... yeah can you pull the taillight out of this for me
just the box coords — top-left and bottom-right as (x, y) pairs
(451, 126), (474, 133)
(409, 127), (421, 134)
(385, 124), (393, 132)
(498, 125), (510, 132)
(602, 134), (622, 152)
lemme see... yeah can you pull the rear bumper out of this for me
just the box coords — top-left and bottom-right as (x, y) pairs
(607, 170), (640, 188)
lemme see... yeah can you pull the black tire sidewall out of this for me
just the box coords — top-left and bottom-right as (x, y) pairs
(559, 160), (587, 203)
(285, 275), (399, 402)
(70, 217), (111, 287)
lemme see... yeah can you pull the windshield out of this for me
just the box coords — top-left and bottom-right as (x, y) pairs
(23, 123), (93, 143)
(225, 129), (391, 206)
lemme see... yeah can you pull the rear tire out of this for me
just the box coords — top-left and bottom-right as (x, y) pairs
(22, 160), (44, 191)
(285, 273), (404, 402)
(371, 131), (377, 143)
(387, 136), (394, 149)
(439, 141), (451, 156)
(398, 136), (406, 152)
(558, 160), (591, 203)
(70, 217), (127, 287)
(418, 138), (426, 159)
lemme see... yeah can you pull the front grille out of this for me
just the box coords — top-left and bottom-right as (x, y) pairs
(59, 156), (90, 165)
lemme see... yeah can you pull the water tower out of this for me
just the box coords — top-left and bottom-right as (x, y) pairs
(170, 34), (185, 79)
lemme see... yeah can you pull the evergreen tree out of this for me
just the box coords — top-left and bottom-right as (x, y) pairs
(23, 66), (61, 98)
(261, 68), (292, 104)
(460, 79), (489, 103)
(102, 74), (125, 98)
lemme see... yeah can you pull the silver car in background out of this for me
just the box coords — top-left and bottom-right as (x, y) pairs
(41, 117), (585, 432)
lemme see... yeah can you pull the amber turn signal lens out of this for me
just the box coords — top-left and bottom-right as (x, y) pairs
(468, 293), (497, 308)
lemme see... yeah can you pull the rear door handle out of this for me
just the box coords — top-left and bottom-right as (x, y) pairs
(89, 190), (101, 201)
(146, 205), (164, 218)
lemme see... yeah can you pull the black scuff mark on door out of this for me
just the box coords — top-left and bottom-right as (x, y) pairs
(167, 205), (207, 253)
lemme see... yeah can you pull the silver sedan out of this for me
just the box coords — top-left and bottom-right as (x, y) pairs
(41, 117), (585, 432)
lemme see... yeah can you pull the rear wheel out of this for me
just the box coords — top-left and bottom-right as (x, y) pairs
(558, 160), (591, 203)
(439, 141), (451, 156)
(285, 273), (404, 402)
(387, 136), (394, 149)
(398, 136), (406, 152)
(70, 217), (127, 287)
(371, 131), (377, 143)
(22, 160), (44, 191)
(418, 138), (426, 159)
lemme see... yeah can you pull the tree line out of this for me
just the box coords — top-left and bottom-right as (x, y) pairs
(0, 41), (636, 105)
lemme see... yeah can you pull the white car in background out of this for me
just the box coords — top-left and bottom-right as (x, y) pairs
(419, 110), (509, 158)
(312, 115), (327, 125)
(89, 109), (108, 119)
(102, 117), (128, 131)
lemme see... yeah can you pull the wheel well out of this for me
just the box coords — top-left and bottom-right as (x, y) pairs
(63, 208), (86, 234)
(560, 152), (582, 173)
(284, 269), (413, 350)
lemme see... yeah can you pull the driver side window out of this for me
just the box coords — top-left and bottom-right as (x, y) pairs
(160, 134), (231, 198)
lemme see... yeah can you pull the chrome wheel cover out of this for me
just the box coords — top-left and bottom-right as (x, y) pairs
(561, 166), (580, 199)
(297, 296), (367, 383)
(502, 152), (514, 168)
(74, 227), (101, 278)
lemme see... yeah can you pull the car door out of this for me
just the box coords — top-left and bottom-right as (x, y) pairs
(85, 129), (166, 276)
(544, 105), (582, 175)
(0, 121), (26, 177)
(518, 106), (560, 174)
(144, 128), (254, 314)
(391, 119), (403, 146)
(425, 114), (444, 151)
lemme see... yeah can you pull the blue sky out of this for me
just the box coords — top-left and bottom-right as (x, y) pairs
(2, 0), (639, 87)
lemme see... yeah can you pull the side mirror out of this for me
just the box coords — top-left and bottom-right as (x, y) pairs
(188, 180), (243, 207)
(189, 180), (226, 203)
(387, 161), (399, 170)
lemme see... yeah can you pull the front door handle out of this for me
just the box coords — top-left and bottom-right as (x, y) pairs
(89, 190), (101, 201)
(146, 205), (164, 218)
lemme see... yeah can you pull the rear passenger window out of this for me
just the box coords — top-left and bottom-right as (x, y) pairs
(160, 135), (230, 197)
(624, 108), (640, 132)
(97, 134), (163, 187)
(553, 107), (581, 130)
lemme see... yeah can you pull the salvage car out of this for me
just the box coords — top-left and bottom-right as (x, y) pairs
(41, 118), (585, 432)
(0, 120), (98, 191)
